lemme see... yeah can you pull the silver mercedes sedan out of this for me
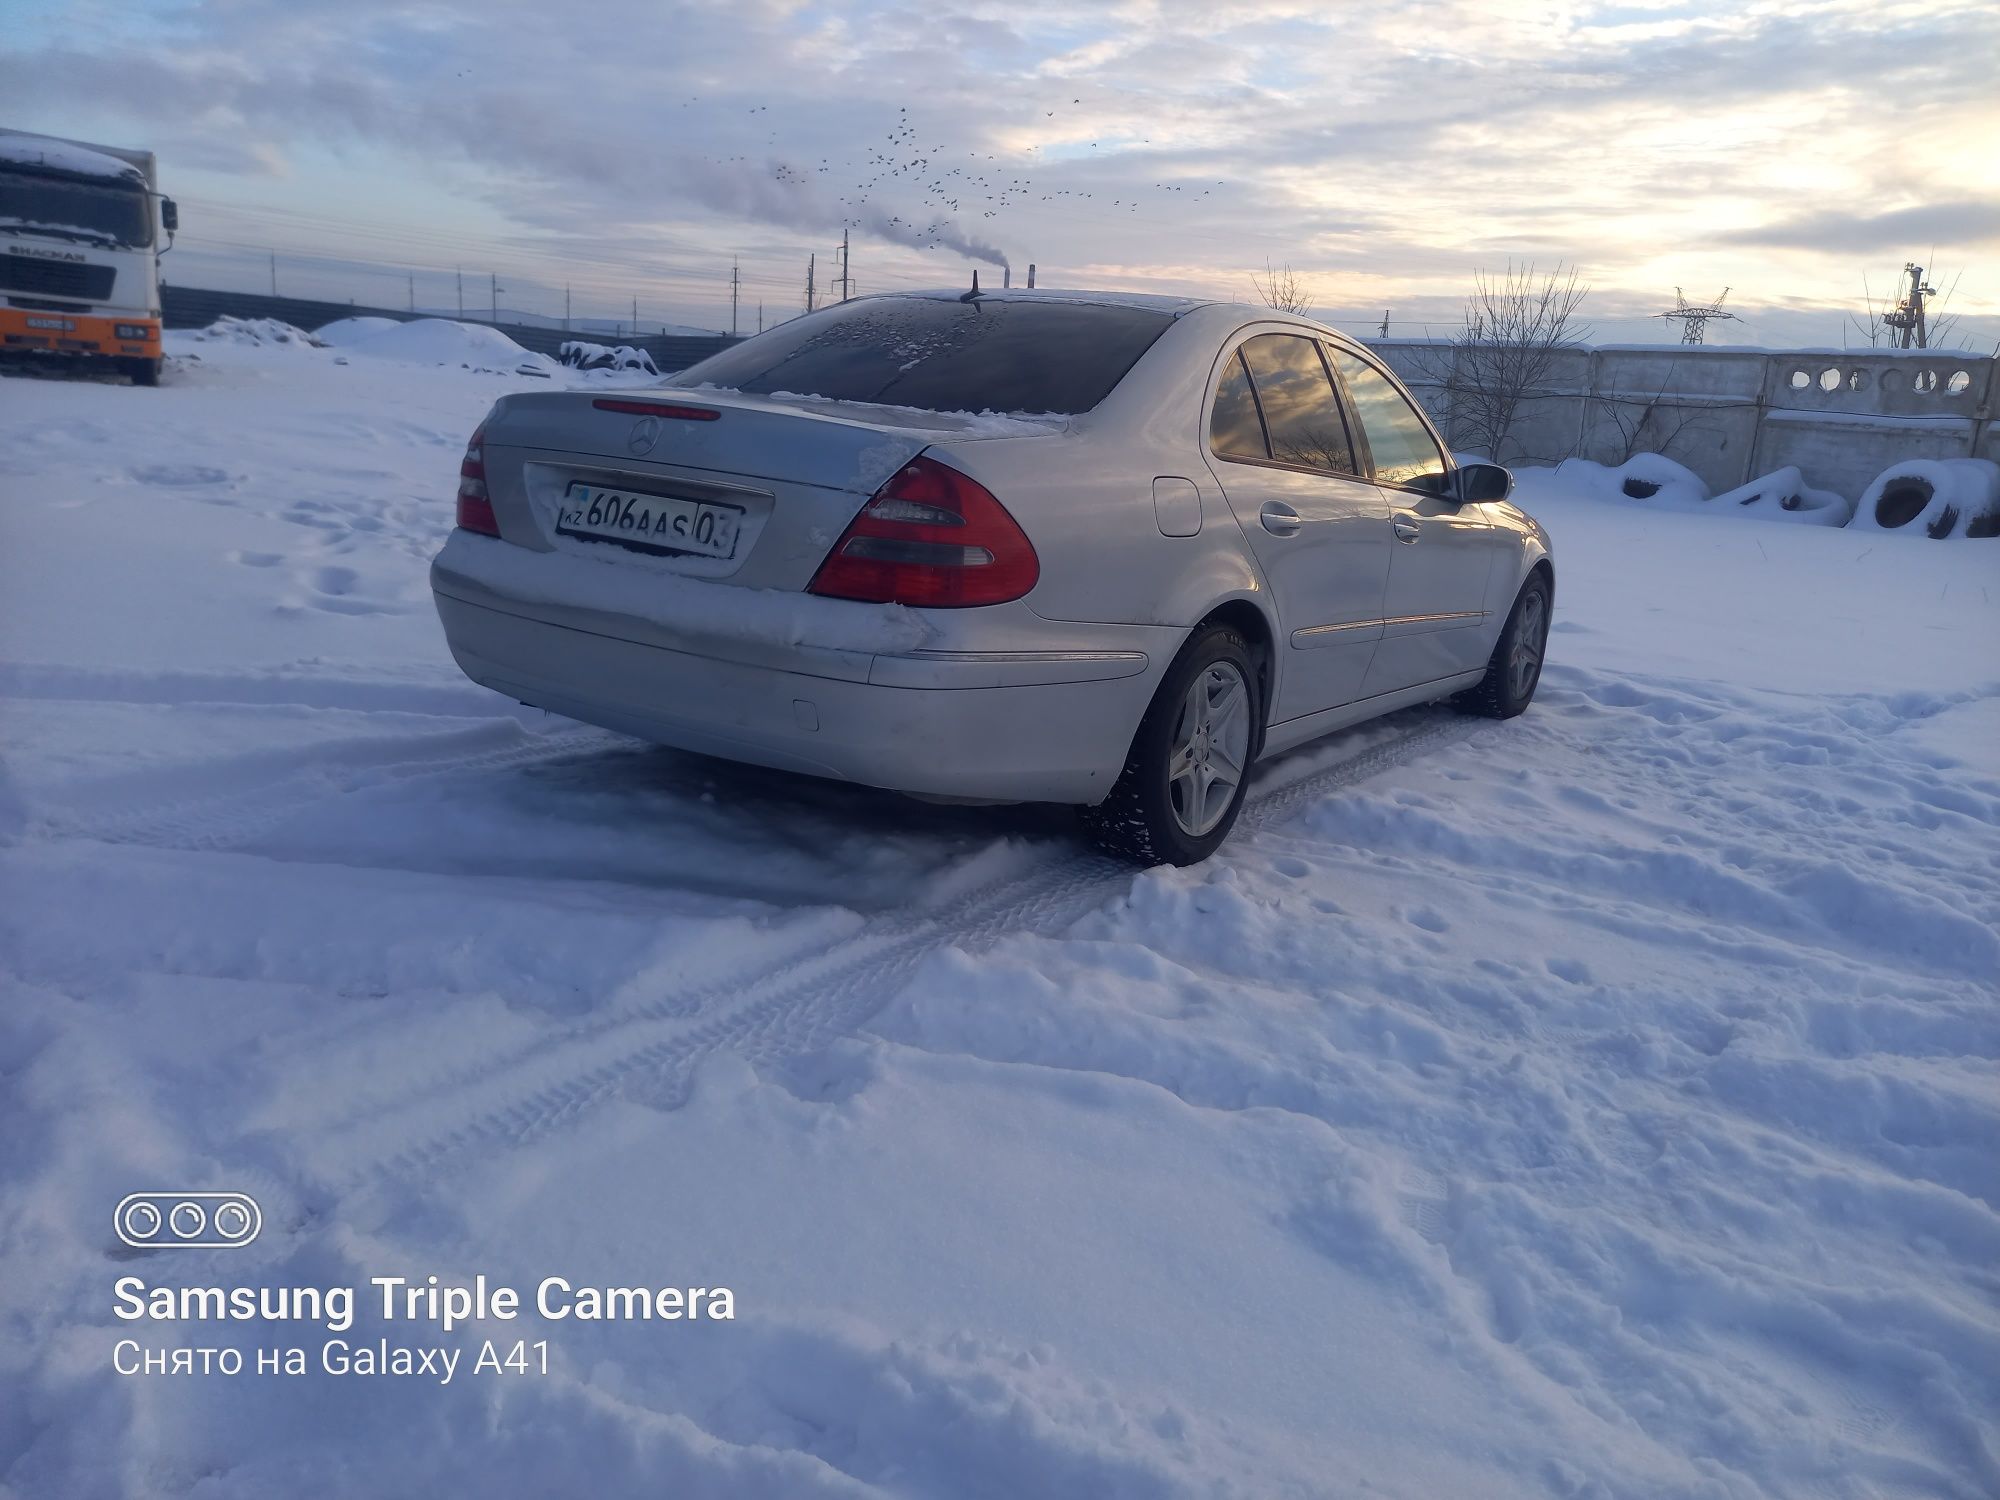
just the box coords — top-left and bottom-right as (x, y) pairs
(431, 289), (1553, 864)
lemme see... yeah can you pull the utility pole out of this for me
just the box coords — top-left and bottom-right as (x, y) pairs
(839, 227), (851, 301)
(490, 273), (499, 322)
(269, 251), (277, 297)
(564, 284), (571, 331)
(408, 274), (415, 313)
(631, 295), (638, 331)
(456, 267), (464, 317)
(730, 257), (740, 337)
(806, 253), (817, 314)
(1380, 310), (1390, 338)
(758, 302), (764, 334)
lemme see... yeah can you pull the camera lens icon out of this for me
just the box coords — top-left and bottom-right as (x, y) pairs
(116, 1192), (262, 1250)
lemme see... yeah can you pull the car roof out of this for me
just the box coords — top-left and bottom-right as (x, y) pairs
(873, 287), (1215, 316)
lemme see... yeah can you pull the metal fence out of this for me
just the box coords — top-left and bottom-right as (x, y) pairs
(161, 284), (741, 373)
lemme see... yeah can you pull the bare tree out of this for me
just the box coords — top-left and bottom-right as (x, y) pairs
(1592, 361), (1720, 467)
(1251, 261), (1316, 315)
(1441, 262), (1591, 461)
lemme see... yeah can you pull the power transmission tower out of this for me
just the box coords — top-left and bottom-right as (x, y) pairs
(839, 228), (851, 301)
(1881, 263), (1936, 347)
(758, 303), (764, 334)
(490, 273), (499, 322)
(1380, 310), (1390, 337)
(806, 253), (817, 314)
(1657, 286), (1737, 345)
(730, 258), (740, 337)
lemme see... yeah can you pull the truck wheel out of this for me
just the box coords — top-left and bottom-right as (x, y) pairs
(126, 358), (162, 387)
(1080, 623), (1261, 866)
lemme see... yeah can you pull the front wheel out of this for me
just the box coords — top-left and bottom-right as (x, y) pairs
(126, 357), (162, 387)
(1455, 572), (1550, 719)
(1080, 624), (1261, 866)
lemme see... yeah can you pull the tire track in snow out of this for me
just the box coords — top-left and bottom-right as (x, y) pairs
(313, 710), (1480, 1190)
(27, 721), (612, 851)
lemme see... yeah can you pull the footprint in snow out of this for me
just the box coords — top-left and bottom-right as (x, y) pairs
(1546, 957), (1592, 984)
(1406, 906), (1450, 934)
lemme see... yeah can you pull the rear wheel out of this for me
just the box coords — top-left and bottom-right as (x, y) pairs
(1455, 572), (1550, 719)
(126, 357), (162, 387)
(1080, 624), (1261, 866)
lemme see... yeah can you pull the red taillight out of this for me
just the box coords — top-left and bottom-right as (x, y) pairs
(807, 455), (1039, 608)
(456, 422), (498, 536)
(591, 399), (721, 421)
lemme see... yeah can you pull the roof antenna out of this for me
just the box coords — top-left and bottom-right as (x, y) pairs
(960, 269), (982, 302)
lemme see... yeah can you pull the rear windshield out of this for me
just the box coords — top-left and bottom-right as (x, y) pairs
(671, 296), (1174, 415)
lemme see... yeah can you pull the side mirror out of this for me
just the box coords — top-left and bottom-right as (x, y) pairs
(1460, 461), (1512, 503)
(161, 198), (179, 233)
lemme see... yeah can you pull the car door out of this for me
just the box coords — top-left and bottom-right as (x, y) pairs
(1328, 348), (1505, 693)
(1204, 332), (1392, 722)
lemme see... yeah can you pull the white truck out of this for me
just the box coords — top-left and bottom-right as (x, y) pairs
(0, 128), (177, 385)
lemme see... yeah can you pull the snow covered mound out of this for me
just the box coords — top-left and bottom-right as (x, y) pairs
(1555, 454), (1712, 509)
(1552, 454), (1857, 527)
(1708, 466), (1854, 526)
(1851, 457), (2000, 540)
(179, 316), (324, 349)
(312, 316), (557, 378)
(560, 340), (659, 375)
(312, 316), (405, 347)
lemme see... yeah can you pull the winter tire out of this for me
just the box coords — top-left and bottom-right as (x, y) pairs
(1081, 623), (1262, 866)
(1455, 571), (1550, 719)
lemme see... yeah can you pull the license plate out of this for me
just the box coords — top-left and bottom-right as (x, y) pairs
(556, 483), (743, 560)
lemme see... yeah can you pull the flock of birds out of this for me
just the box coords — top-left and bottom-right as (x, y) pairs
(691, 96), (1223, 259)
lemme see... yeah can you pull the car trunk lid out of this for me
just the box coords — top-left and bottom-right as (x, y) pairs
(479, 387), (1065, 593)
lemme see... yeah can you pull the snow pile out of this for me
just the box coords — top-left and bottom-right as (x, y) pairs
(312, 316), (558, 378)
(434, 529), (933, 654)
(1554, 453), (1712, 508)
(180, 316), (324, 349)
(1850, 457), (2000, 540)
(560, 341), (658, 375)
(1707, 465), (1854, 526)
(1551, 454), (1857, 527)
(0, 131), (143, 181)
(312, 315), (405, 347)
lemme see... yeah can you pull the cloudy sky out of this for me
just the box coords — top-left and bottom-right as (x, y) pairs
(6, 0), (1997, 344)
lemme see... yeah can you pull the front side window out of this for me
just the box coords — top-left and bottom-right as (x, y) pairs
(1330, 350), (1448, 490)
(1239, 334), (1357, 474)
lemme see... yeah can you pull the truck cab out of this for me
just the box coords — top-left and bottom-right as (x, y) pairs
(0, 129), (174, 385)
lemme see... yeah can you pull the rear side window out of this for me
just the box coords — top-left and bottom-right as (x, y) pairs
(1330, 351), (1448, 490)
(1237, 334), (1358, 474)
(671, 296), (1174, 415)
(1209, 351), (1268, 462)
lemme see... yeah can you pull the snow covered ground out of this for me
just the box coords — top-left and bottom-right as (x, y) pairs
(2, 335), (1997, 1499)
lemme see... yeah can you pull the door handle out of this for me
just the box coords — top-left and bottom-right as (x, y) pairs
(1260, 501), (1303, 536)
(1392, 517), (1422, 543)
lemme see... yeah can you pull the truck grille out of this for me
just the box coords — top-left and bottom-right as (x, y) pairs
(0, 256), (116, 301)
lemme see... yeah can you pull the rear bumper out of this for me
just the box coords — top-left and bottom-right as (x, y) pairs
(430, 552), (1171, 804)
(0, 306), (159, 360)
